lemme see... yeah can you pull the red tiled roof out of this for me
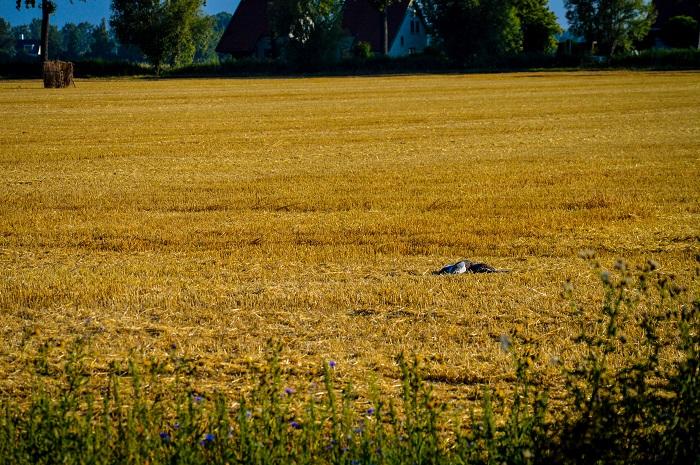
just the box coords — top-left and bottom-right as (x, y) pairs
(215, 0), (269, 55)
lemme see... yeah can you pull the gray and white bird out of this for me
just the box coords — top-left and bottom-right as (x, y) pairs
(433, 259), (509, 275)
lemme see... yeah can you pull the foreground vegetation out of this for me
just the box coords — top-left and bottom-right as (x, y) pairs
(1, 72), (698, 415)
(1, 261), (698, 464)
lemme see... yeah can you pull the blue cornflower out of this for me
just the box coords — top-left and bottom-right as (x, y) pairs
(366, 407), (375, 415)
(193, 395), (203, 403)
(329, 360), (336, 369)
(159, 432), (171, 442)
(284, 387), (295, 395)
(290, 421), (302, 430)
(199, 433), (215, 446)
(173, 422), (180, 430)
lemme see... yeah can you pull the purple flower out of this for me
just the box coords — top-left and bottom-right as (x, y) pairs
(290, 421), (302, 430)
(159, 432), (171, 442)
(245, 410), (252, 419)
(366, 407), (375, 415)
(173, 422), (180, 430)
(329, 360), (336, 369)
(284, 387), (295, 396)
(193, 395), (203, 403)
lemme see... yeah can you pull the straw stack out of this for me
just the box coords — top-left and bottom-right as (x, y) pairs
(43, 61), (74, 88)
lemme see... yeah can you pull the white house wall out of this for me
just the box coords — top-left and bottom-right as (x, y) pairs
(388, 7), (428, 57)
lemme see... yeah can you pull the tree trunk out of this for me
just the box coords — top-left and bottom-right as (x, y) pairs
(270, 32), (278, 59)
(40, 0), (50, 62)
(382, 8), (388, 55)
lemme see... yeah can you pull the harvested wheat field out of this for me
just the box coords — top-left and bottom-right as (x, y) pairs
(1, 71), (699, 405)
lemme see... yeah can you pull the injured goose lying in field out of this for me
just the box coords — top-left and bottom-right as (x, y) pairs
(433, 260), (509, 275)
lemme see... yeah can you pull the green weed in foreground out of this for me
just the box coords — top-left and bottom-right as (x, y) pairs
(0, 257), (698, 465)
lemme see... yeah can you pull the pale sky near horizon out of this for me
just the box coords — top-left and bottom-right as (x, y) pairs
(1, 0), (569, 28)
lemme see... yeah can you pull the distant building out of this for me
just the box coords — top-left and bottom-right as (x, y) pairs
(15, 34), (40, 57)
(215, 0), (428, 58)
(341, 0), (427, 57)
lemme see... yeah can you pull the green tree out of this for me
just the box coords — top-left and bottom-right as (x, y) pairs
(26, 17), (63, 58)
(514, 0), (562, 53)
(267, 0), (299, 58)
(196, 12), (232, 62)
(423, 0), (523, 62)
(0, 18), (15, 61)
(61, 21), (92, 59)
(110, 0), (210, 72)
(89, 19), (116, 59)
(16, 1), (86, 62)
(661, 15), (699, 47)
(284, 0), (345, 66)
(565, 0), (656, 55)
(266, 0), (344, 65)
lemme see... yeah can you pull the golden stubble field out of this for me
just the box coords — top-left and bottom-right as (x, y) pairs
(1, 71), (699, 404)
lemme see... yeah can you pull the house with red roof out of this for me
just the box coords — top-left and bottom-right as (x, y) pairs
(215, 0), (428, 58)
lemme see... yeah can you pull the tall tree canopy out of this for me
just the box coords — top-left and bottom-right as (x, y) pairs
(61, 21), (92, 59)
(110, 0), (211, 72)
(89, 19), (116, 58)
(660, 15), (699, 47)
(513, 0), (562, 52)
(565, 0), (656, 55)
(285, 0), (345, 66)
(267, 0), (345, 65)
(0, 18), (14, 61)
(423, 0), (523, 62)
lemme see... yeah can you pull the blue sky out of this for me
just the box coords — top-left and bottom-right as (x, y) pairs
(1, 0), (569, 28)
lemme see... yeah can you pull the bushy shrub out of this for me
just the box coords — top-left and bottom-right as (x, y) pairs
(352, 41), (372, 60)
(610, 48), (700, 69)
(661, 16), (699, 49)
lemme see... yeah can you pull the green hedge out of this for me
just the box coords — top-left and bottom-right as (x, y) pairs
(0, 60), (154, 79)
(609, 48), (700, 69)
(2, 49), (698, 80)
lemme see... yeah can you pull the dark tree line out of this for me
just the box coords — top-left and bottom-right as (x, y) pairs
(0, 16), (117, 62)
(5, 0), (691, 72)
(0, 10), (232, 65)
(421, 0), (561, 62)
